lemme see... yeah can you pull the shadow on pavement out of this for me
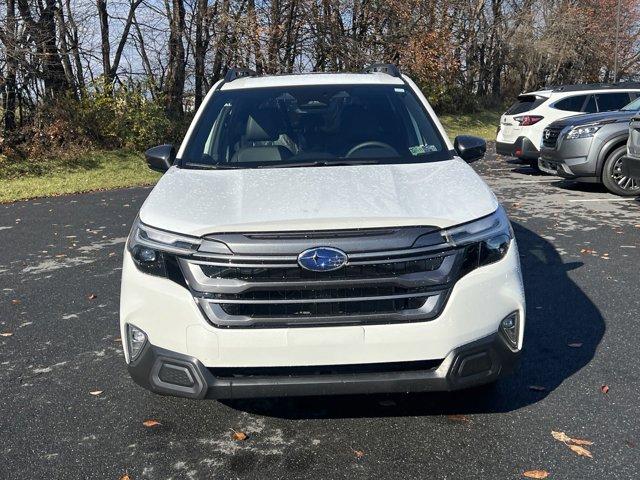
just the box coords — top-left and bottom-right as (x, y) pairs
(222, 222), (605, 419)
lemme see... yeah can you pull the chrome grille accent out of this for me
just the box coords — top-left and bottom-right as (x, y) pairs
(173, 227), (468, 328)
(542, 126), (563, 148)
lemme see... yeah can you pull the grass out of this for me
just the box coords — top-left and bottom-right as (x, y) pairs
(439, 109), (502, 141)
(0, 150), (161, 203)
(0, 110), (503, 203)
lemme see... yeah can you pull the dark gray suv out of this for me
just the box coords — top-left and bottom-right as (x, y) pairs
(538, 97), (640, 196)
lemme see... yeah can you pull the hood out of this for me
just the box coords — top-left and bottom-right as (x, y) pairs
(552, 110), (635, 128)
(139, 159), (498, 237)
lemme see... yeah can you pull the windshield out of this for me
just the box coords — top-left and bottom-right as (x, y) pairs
(181, 84), (450, 169)
(621, 96), (640, 111)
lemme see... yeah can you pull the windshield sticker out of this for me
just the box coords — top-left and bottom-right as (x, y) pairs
(409, 144), (438, 156)
(394, 88), (405, 93)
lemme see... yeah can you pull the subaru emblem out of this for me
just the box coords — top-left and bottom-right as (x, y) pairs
(297, 247), (348, 272)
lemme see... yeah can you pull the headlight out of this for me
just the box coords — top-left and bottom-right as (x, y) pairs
(127, 216), (201, 277)
(444, 205), (514, 267)
(566, 124), (601, 140)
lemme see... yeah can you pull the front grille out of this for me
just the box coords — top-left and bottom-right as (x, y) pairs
(219, 296), (429, 318)
(542, 126), (563, 148)
(177, 228), (466, 328)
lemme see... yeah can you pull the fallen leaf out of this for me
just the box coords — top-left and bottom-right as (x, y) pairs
(600, 385), (610, 394)
(231, 430), (248, 441)
(552, 431), (572, 443)
(568, 437), (594, 446)
(88, 293), (97, 300)
(89, 390), (103, 396)
(142, 420), (161, 427)
(447, 414), (470, 423)
(0, 332), (13, 337)
(120, 475), (131, 480)
(568, 444), (593, 458)
(11, 299), (21, 305)
(567, 342), (583, 348)
(523, 470), (549, 479)
(351, 448), (365, 459)
(528, 385), (547, 392)
(551, 430), (594, 458)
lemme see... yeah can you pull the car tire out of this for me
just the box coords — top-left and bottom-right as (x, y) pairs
(601, 146), (640, 196)
(527, 159), (540, 170)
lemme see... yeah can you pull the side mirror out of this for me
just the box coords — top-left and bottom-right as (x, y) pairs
(145, 144), (176, 172)
(454, 135), (487, 163)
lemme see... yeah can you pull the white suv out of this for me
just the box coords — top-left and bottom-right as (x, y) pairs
(121, 65), (525, 399)
(496, 84), (640, 166)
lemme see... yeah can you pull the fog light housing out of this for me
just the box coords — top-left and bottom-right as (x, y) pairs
(500, 311), (520, 349)
(127, 324), (147, 362)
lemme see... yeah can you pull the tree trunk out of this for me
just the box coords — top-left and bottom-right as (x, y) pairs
(164, 0), (186, 118)
(96, 0), (112, 85)
(4, 0), (18, 133)
(194, 0), (207, 107)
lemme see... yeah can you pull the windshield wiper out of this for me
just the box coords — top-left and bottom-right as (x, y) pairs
(261, 159), (381, 169)
(182, 159), (382, 170)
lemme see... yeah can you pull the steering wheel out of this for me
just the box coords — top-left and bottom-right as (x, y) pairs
(346, 141), (398, 158)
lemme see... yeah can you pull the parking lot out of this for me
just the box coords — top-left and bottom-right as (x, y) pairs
(1, 146), (639, 479)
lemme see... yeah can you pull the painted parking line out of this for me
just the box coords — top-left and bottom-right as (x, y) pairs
(567, 197), (638, 202)
(516, 179), (561, 183)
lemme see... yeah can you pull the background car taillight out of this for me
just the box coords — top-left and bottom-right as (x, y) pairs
(514, 115), (544, 126)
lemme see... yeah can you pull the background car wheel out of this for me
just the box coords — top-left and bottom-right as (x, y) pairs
(601, 146), (640, 196)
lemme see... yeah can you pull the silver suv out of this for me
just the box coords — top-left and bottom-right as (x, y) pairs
(623, 116), (640, 182)
(538, 97), (640, 196)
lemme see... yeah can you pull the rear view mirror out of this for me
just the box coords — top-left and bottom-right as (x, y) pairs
(145, 144), (176, 172)
(454, 135), (487, 163)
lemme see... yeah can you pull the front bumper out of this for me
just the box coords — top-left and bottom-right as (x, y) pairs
(539, 139), (596, 180)
(621, 155), (640, 180)
(496, 137), (539, 160)
(128, 332), (520, 399)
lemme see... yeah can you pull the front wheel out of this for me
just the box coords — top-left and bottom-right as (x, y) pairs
(601, 146), (640, 196)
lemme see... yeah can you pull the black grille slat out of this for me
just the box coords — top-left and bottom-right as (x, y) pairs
(208, 285), (436, 302)
(209, 358), (442, 378)
(200, 256), (445, 281)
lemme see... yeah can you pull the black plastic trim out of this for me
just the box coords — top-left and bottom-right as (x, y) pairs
(127, 332), (520, 399)
(224, 67), (257, 83)
(496, 137), (540, 160)
(362, 63), (401, 77)
(621, 155), (640, 179)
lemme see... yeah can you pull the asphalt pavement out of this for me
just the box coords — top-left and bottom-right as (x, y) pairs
(1, 147), (639, 479)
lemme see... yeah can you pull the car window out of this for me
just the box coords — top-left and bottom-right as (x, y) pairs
(553, 95), (587, 112)
(505, 95), (547, 115)
(595, 92), (632, 112)
(583, 95), (598, 113)
(621, 96), (640, 111)
(182, 85), (450, 169)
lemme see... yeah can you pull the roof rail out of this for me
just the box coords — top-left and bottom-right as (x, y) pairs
(549, 82), (640, 92)
(224, 67), (257, 83)
(362, 63), (401, 78)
